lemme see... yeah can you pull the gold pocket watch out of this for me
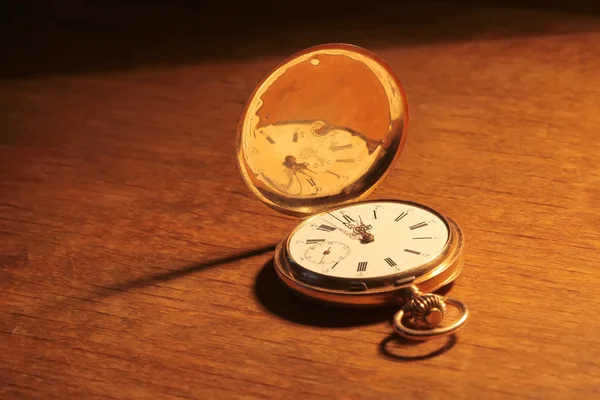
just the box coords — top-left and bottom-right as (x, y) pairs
(236, 44), (468, 340)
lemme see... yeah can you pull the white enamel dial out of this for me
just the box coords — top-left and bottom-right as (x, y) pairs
(287, 201), (449, 279)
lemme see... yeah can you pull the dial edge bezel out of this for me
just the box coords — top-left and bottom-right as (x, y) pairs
(286, 199), (452, 285)
(273, 199), (465, 306)
(273, 225), (464, 307)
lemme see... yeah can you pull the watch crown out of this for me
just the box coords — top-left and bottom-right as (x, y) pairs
(410, 294), (447, 329)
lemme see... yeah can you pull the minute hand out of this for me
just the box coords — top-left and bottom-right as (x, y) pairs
(326, 212), (355, 232)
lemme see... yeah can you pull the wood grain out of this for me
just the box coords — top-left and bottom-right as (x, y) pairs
(2, 2), (600, 399)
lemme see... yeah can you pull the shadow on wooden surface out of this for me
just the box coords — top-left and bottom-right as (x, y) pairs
(379, 333), (458, 361)
(89, 244), (277, 299)
(254, 259), (459, 359)
(3, 0), (600, 79)
(254, 260), (398, 328)
(253, 259), (458, 328)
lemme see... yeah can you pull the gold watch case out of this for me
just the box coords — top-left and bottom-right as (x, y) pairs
(274, 200), (465, 308)
(236, 44), (408, 217)
(235, 43), (468, 340)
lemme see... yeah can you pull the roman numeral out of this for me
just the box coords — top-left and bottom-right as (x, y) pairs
(343, 214), (354, 223)
(307, 178), (317, 187)
(326, 170), (340, 178)
(373, 210), (377, 219)
(357, 261), (368, 272)
(316, 224), (336, 232)
(336, 159), (355, 163)
(331, 144), (353, 152)
(384, 257), (396, 267)
(332, 262), (339, 269)
(413, 237), (432, 240)
(306, 239), (325, 244)
(293, 132), (298, 142)
(266, 136), (276, 144)
(409, 222), (428, 230)
(395, 212), (408, 222)
(404, 249), (421, 255)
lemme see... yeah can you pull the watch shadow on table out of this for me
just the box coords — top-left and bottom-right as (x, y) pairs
(74, 244), (280, 301)
(379, 333), (458, 362)
(254, 260), (458, 361)
(254, 259), (397, 328)
(42, 242), (457, 362)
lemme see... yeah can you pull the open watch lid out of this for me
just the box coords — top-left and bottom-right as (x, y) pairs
(236, 44), (409, 217)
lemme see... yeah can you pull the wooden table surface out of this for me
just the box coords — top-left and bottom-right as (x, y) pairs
(2, 2), (600, 399)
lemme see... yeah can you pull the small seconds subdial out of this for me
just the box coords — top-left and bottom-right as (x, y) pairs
(304, 241), (350, 265)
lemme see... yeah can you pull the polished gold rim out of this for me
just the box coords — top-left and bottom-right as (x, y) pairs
(235, 43), (410, 217)
(273, 201), (465, 308)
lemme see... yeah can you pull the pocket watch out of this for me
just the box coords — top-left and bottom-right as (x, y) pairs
(235, 44), (469, 340)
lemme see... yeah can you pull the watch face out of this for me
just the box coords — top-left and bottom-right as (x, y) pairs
(287, 200), (449, 280)
(237, 44), (408, 216)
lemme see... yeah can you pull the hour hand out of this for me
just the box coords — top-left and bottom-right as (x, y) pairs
(345, 214), (374, 243)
